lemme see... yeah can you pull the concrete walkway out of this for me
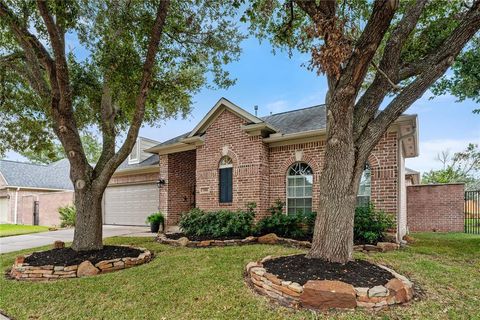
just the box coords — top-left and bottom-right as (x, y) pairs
(0, 225), (154, 254)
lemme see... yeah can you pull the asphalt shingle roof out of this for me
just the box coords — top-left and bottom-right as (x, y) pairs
(261, 104), (326, 134)
(117, 154), (159, 170)
(152, 105), (328, 149)
(0, 159), (73, 190)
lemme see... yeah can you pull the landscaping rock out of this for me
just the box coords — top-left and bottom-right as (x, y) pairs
(354, 287), (369, 297)
(177, 237), (189, 247)
(53, 241), (65, 249)
(245, 261), (260, 272)
(363, 244), (382, 252)
(300, 280), (357, 309)
(353, 245), (364, 252)
(77, 261), (99, 277)
(368, 285), (389, 297)
(377, 242), (400, 252)
(15, 255), (25, 265)
(287, 282), (303, 293)
(258, 233), (279, 244)
(385, 278), (409, 303)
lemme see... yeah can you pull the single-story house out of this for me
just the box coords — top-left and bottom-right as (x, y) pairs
(146, 98), (419, 241)
(0, 159), (74, 225)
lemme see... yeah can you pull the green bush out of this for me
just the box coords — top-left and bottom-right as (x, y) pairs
(146, 212), (165, 225)
(179, 206), (255, 238)
(255, 200), (314, 239)
(58, 205), (76, 228)
(354, 204), (394, 244)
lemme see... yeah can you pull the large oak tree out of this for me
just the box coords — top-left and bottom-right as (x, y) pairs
(245, 0), (480, 262)
(0, 0), (243, 251)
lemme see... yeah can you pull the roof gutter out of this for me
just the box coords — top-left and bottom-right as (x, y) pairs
(113, 165), (159, 176)
(3, 186), (73, 191)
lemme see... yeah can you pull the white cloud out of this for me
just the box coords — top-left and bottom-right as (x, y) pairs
(406, 137), (480, 174)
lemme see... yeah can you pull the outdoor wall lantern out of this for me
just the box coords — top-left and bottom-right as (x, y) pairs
(156, 179), (166, 188)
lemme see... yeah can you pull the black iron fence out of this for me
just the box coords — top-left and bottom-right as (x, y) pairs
(465, 190), (480, 234)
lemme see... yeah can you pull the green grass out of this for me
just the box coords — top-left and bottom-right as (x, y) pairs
(0, 233), (479, 319)
(0, 224), (50, 237)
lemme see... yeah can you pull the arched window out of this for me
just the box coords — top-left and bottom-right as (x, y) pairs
(287, 162), (313, 215)
(357, 162), (371, 206)
(219, 156), (233, 203)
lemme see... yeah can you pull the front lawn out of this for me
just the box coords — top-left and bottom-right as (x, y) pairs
(0, 233), (479, 319)
(0, 224), (50, 237)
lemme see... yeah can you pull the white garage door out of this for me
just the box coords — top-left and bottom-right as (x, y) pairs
(104, 183), (159, 226)
(0, 198), (8, 223)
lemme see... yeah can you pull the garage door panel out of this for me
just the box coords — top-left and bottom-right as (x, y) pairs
(104, 183), (158, 226)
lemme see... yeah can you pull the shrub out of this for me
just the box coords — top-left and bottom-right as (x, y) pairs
(179, 207), (255, 238)
(146, 212), (165, 226)
(58, 205), (76, 228)
(255, 200), (313, 239)
(354, 204), (394, 244)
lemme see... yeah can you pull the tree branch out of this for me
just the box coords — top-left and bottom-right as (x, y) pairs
(36, 0), (71, 109)
(94, 0), (171, 185)
(353, 0), (429, 141)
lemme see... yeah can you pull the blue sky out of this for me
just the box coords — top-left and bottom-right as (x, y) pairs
(5, 35), (480, 174)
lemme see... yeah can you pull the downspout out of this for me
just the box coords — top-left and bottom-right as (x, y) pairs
(14, 187), (20, 224)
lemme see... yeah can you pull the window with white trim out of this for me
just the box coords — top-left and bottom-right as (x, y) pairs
(286, 162), (313, 215)
(357, 162), (371, 206)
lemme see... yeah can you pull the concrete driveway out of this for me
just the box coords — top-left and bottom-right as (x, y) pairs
(0, 225), (154, 254)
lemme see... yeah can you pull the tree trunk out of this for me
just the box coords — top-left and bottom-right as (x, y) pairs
(307, 94), (365, 263)
(71, 181), (105, 251)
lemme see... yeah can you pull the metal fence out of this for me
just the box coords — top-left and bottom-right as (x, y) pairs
(465, 190), (480, 234)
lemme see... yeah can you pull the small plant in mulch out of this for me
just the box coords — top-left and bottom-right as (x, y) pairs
(24, 245), (142, 267)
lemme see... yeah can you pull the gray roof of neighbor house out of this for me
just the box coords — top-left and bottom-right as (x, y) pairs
(152, 104), (327, 149)
(0, 159), (73, 190)
(117, 154), (159, 170)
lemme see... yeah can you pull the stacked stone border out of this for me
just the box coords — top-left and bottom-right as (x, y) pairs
(157, 233), (400, 252)
(245, 255), (414, 310)
(8, 246), (153, 281)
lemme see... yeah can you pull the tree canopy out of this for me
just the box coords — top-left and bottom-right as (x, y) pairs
(0, 0), (243, 158)
(423, 143), (480, 189)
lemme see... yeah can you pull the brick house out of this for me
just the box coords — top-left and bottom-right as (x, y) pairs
(147, 98), (418, 241)
(0, 159), (74, 226)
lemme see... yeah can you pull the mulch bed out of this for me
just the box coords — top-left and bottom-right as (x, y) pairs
(263, 254), (393, 287)
(24, 245), (142, 267)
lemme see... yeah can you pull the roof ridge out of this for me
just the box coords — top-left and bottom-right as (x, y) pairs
(262, 104), (326, 118)
(0, 159), (48, 167)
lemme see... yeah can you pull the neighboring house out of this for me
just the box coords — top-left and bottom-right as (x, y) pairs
(405, 168), (420, 186)
(0, 159), (73, 226)
(103, 137), (160, 226)
(147, 98), (419, 241)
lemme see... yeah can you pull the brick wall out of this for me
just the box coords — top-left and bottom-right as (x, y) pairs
(195, 110), (270, 218)
(109, 172), (158, 185)
(37, 191), (74, 226)
(407, 183), (464, 232)
(15, 190), (74, 226)
(160, 150), (196, 226)
(161, 108), (400, 227)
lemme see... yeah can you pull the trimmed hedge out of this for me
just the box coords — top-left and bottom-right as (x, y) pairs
(179, 201), (394, 244)
(179, 208), (255, 238)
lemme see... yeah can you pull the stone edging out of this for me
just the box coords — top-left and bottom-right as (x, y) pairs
(245, 255), (414, 310)
(9, 246), (153, 281)
(157, 233), (399, 252)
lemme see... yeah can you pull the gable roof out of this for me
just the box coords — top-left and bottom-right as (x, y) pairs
(187, 98), (265, 138)
(0, 159), (73, 190)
